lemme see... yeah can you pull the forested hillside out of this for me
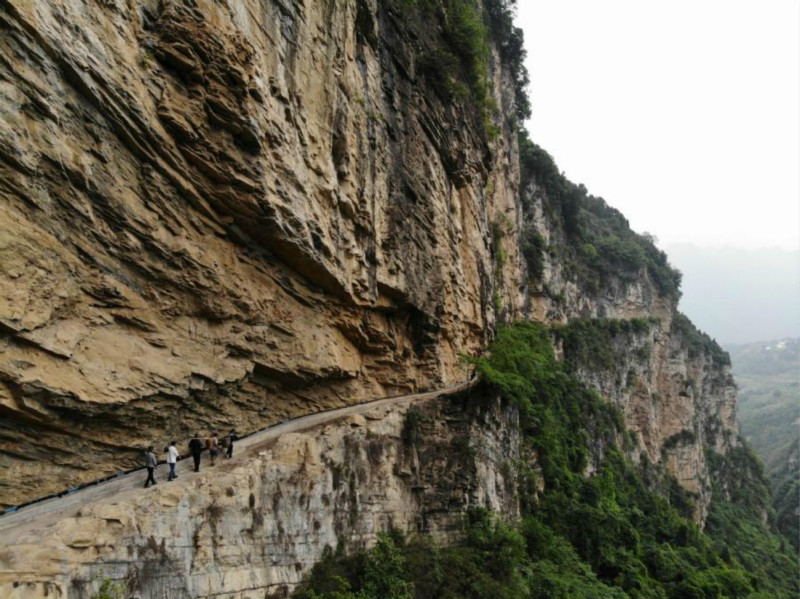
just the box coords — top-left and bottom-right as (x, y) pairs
(728, 338), (800, 550)
(296, 324), (799, 599)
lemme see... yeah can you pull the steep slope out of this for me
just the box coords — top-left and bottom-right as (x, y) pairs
(0, 0), (525, 507)
(2, 326), (794, 599)
(0, 0), (748, 578)
(513, 138), (738, 522)
(728, 338), (800, 549)
(296, 323), (798, 599)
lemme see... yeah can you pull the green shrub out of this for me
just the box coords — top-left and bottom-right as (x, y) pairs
(295, 516), (530, 599)
(90, 577), (126, 599)
(361, 535), (415, 599)
(522, 227), (546, 281)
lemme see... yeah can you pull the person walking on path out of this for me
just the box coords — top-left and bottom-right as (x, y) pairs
(208, 432), (219, 466)
(189, 432), (204, 472)
(144, 446), (158, 488)
(225, 429), (239, 459)
(167, 441), (180, 481)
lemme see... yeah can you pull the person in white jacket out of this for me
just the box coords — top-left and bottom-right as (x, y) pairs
(167, 441), (180, 481)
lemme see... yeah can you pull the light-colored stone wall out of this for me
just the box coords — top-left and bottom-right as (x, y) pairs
(0, 0), (522, 507)
(0, 390), (520, 599)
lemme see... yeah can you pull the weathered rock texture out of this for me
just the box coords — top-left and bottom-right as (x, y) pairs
(0, 0), (737, 554)
(0, 0), (523, 507)
(0, 389), (520, 599)
(570, 320), (736, 524)
(520, 176), (738, 523)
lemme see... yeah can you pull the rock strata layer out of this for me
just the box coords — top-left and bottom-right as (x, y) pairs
(0, 0), (522, 507)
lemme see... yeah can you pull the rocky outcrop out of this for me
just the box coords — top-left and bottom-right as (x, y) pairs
(0, 388), (520, 599)
(564, 317), (736, 523)
(0, 0), (523, 507)
(520, 173), (738, 522)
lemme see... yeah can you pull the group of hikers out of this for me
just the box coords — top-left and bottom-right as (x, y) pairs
(142, 429), (239, 487)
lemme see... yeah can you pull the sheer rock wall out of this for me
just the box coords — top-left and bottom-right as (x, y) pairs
(0, 0), (738, 555)
(0, 0), (523, 507)
(521, 177), (738, 523)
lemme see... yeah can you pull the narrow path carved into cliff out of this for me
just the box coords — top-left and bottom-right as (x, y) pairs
(0, 379), (476, 534)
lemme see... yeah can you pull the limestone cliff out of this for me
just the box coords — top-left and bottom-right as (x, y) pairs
(0, 0), (523, 507)
(0, 388), (520, 599)
(518, 152), (738, 522)
(0, 0), (737, 538)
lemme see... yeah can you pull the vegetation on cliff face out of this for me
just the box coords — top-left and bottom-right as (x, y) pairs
(518, 131), (682, 298)
(553, 317), (656, 372)
(397, 0), (529, 134)
(671, 313), (731, 367)
(769, 439), (800, 552)
(705, 446), (799, 594)
(297, 323), (798, 599)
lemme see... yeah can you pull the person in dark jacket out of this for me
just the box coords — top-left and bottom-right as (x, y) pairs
(189, 432), (204, 472)
(144, 446), (158, 488)
(226, 429), (238, 459)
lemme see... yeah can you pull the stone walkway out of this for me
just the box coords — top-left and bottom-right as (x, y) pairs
(0, 380), (475, 535)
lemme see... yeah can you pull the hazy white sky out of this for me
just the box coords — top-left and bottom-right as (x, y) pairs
(516, 0), (800, 250)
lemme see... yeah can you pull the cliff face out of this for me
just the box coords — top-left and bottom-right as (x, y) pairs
(520, 173), (738, 522)
(1, 0), (737, 542)
(568, 319), (737, 524)
(0, 0), (523, 507)
(0, 389), (520, 599)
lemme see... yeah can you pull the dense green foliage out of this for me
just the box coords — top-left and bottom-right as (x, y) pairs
(770, 439), (800, 552)
(397, 0), (529, 134)
(90, 577), (126, 599)
(672, 313), (731, 366)
(554, 317), (655, 372)
(520, 227), (546, 281)
(297, 323), (798, 599)
(473, 323), (784, 599)
(706, 446), (799, 595)
(295, 509), (621, 599)
(518, 131), (682, 299)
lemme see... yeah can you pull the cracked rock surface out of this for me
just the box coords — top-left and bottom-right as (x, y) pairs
(0, 388), (520, 599)
(0, 0), (522, 507)
(0, 0), (738, 534)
